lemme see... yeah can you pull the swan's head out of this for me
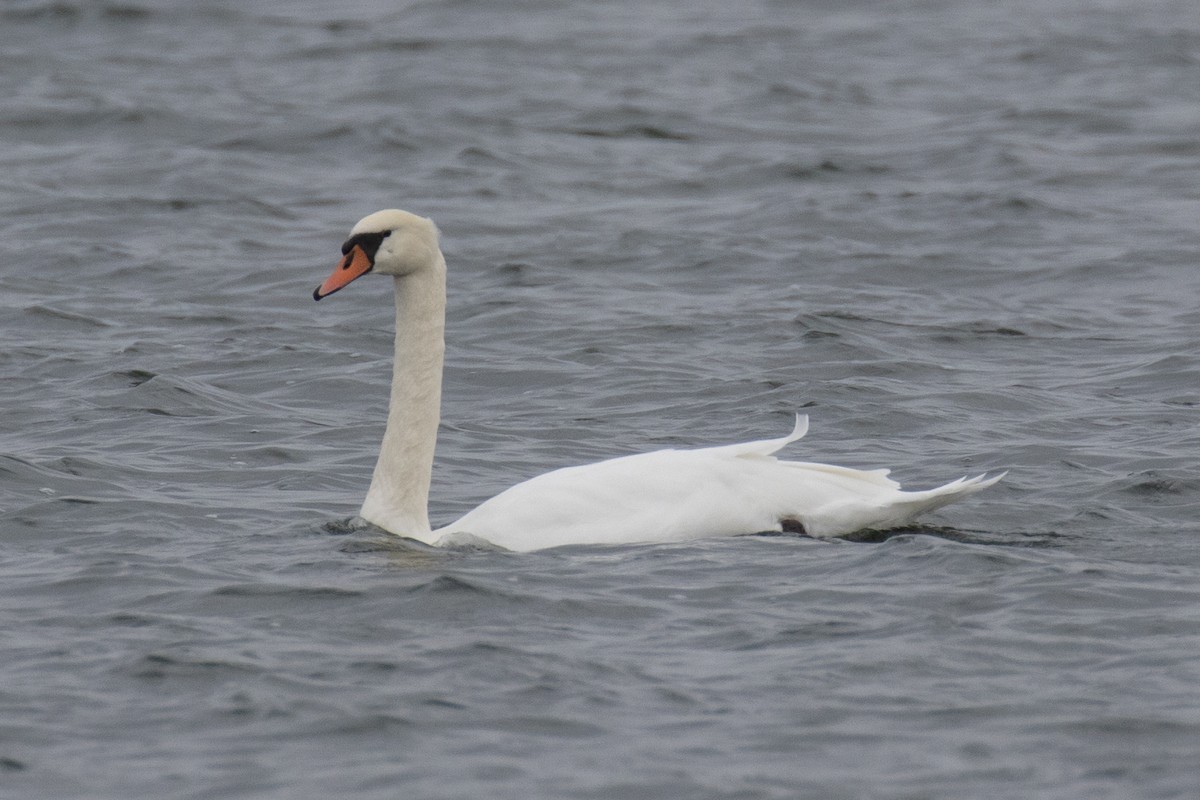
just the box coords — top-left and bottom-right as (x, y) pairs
(313, 209), (441, 301)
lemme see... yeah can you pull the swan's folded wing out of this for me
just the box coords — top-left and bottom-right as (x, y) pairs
(697, 414), (809, 460)
(434, 438), (905, 551)
(433, 418), (1002, 551)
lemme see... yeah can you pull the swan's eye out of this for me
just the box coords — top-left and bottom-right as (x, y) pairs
(341, 230), (390, 259)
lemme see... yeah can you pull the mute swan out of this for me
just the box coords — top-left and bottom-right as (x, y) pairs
(314, 209), (1002, 552)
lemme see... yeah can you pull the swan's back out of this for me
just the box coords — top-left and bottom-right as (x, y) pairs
(434, 417), (1000, 551)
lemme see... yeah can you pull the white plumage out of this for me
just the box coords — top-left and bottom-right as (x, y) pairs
(314, 209), (1001, 552)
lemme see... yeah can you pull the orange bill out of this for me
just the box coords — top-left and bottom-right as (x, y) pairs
(313, 244), (373, 301)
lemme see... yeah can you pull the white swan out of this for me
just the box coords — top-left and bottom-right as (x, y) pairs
(314, 209), (1002, 552)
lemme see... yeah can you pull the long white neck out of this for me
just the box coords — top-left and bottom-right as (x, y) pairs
(358, 256), (446, 540)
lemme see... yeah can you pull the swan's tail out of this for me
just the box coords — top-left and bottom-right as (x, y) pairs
(804, 471), (1006, 537)
(902, 470), (1003, 513)
(890, 471), (1007, 521)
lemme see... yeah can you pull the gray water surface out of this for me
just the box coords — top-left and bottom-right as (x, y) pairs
(2, 1), (1199, 798)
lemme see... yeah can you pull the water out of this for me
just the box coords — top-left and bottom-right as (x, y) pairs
(2, 0), (1199, 797)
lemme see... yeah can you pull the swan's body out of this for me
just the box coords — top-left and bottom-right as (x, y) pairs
(315, 209), (1001, 552)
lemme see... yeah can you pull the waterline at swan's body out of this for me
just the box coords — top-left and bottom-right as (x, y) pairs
(314, 209), (1002, 552)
